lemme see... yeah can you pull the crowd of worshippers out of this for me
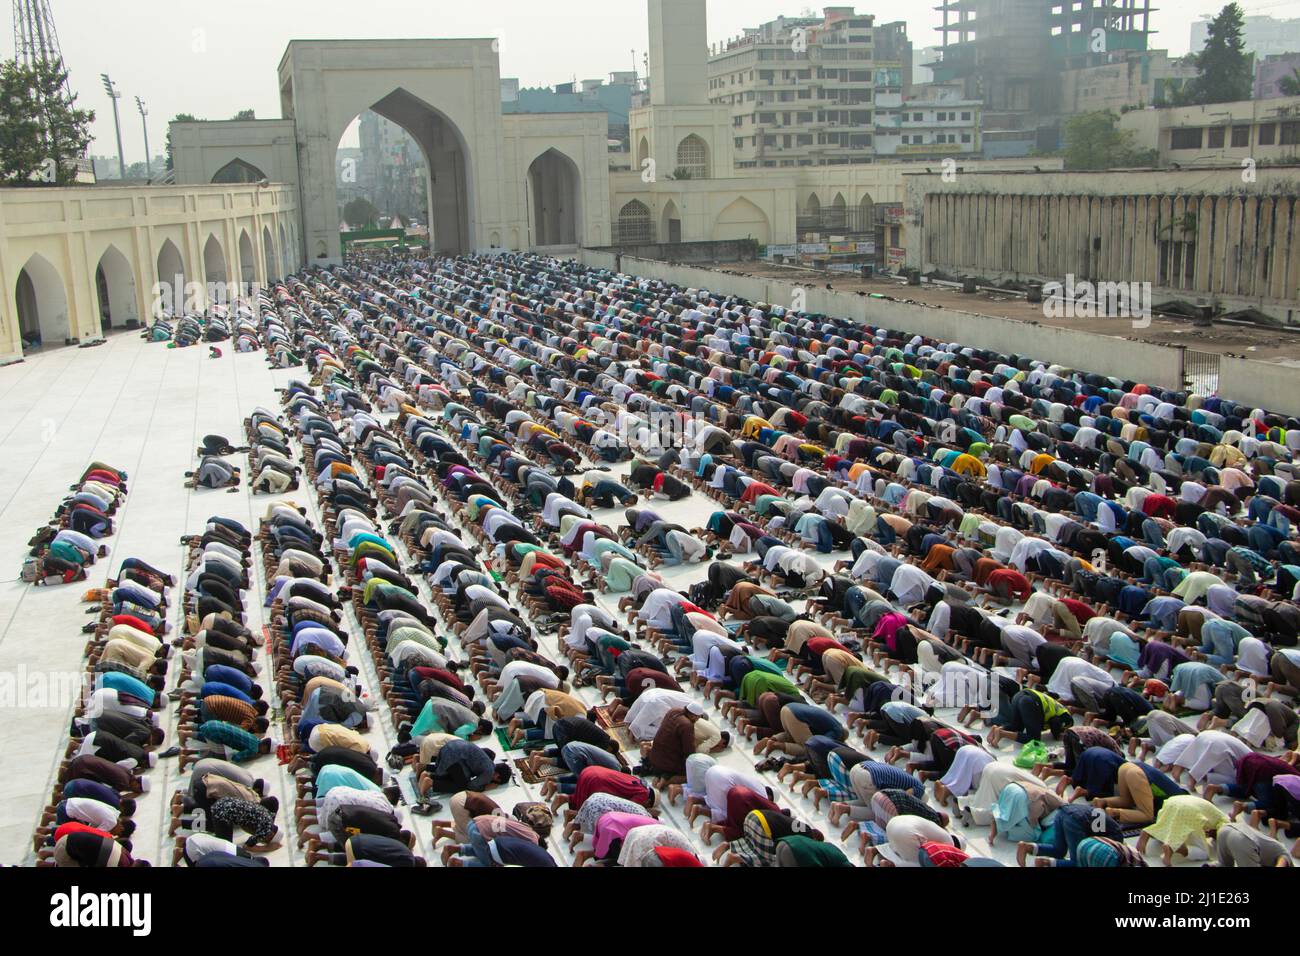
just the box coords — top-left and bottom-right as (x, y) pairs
(268, 379), (562, 865)
(184, 434), (250, 491)
(241, 323), (696, 864)
(144, 297), (264, 352)
(259, 400), (442, 867)
(22, 462), (126, 585)
(33, 555), (174, 866)
(160, 514), (294, 867)
(45, 243), (1300, 868)
(231, 246), (1300, 868)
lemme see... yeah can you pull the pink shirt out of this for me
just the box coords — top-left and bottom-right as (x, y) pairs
(593, 811), (657, 858)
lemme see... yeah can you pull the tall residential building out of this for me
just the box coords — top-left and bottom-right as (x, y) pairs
(356, 111), (429, 226)
(707, 7), (913, 169)
(931, 0), (1153, 156)
(1191, 13), (1300, 60)
(1256, 53), (1300, 101)
(1060, 49), (1196, 114)
(913, 45), (944, 85)
(874, 83), (981, 161)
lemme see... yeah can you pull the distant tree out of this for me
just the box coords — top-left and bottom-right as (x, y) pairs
(0, 60), (45, 183)
(1063, 111), (1157, 169)
(231, 109), (256, 121)
(0, 57), (94, 185)
(165, 112), (199, 171)
(343, 197), (380, 229)
(1180, 3), (1253, 105)
(1280, 68), (1300, 97)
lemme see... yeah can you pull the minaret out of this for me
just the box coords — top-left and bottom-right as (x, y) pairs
(647, 0), (709, 106)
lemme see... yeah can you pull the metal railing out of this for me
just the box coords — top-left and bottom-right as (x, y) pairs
(1180, 347), (1221, 398)
(796, 206), (875, 235)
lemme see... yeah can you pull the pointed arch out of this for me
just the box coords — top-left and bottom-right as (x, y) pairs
(14, 253), (70, 348)
(803, 193), (821, 218)
(203, 234), (229, 304)
(155, 238), (186, 317)
(332, 90), (473, 255)
(714, 197), (771, 245)
(526, 147), (582, 247)
(660, 199), (682, 244)
(262, 225), (277, 284)
(636, 135), (650, 168)
(237, 229), (256, 290)
(616, 199), (653, 245)
(675, 134), (709, 179)
(858, 192), (875, 232)
(827, 192), (847, 230)
(95, 245), (139, 330)
(211, 158), (267, 184)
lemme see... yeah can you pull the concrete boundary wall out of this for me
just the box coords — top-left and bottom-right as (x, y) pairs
(578, 250), (1300, 416)
(1218, 358), (1300, 416)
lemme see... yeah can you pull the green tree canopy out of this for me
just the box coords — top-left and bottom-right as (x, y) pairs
(1063, 110), (1158, 170)
(1180, 3), (1253, 105)
(0, 56), (94, 185)
(1280, 68), (1300, 97)
(343, 196), (381, 229)
(231, 109), (256, 121)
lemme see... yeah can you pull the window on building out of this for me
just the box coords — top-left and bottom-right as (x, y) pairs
(1259, 123), (1276, 145)
(616, 200), (652, 244)
(961, 111), (972, 120)
(1207, 127), (1225, 148)
(1281, 122), (1300, 145)
(675, 134), (709, 178)
(961, 133), (972, 143)
(1169, 128), (1202, 150)
(1231, 125), (1250, 147)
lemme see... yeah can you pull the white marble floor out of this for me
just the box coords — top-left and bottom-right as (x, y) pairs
(0, 332), (300, 863)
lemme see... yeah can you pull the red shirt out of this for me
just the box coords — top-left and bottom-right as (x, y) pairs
(570, 766), (652, 810)
(988, 568), (1032, 600)
(112, 614), (157, 635)
(1060, 598), (1096, 623)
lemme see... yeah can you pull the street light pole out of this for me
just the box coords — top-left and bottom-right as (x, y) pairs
(135, 96), (151, 181)
(100, 74), (126, 180)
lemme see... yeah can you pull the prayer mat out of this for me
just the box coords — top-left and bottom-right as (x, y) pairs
(495, 728), (540, 753)
(515, 757), (565, 785)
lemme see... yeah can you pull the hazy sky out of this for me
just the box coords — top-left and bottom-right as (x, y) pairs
(3, 0), (1268, 162)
